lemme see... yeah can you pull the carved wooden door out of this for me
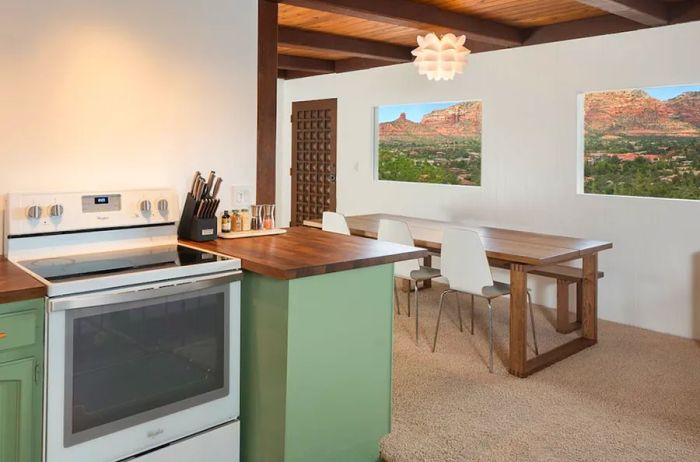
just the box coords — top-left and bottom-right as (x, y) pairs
(291, 99), (337, 226)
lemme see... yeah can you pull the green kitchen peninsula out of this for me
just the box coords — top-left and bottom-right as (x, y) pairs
(185, 227), (427, 462)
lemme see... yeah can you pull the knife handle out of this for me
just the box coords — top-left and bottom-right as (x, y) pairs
(211, 177), (222, 199)
(203, 199), (210, 218)
(195, 177), (205, 200)
(190, 171), (201, 195)
(206, 171), (216, 197)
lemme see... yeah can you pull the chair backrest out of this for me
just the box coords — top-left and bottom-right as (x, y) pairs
(322, 211), (351, 235)
(377, 219), (420, 279)
(441, 228), (493, 295)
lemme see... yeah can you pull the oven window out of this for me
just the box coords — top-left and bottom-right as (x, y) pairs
(66, 289), (228, 445)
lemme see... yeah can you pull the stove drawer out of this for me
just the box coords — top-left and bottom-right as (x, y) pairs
(0, 310), (38, 353)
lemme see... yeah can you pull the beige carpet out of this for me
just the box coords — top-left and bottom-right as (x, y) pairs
(380, 283), (700, 462)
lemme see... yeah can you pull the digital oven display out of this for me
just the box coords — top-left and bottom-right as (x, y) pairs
(82, 194), (121, 213)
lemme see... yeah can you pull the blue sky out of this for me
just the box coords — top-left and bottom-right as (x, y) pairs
(377, 101), (460, 123)
(644, 84), (700, 100)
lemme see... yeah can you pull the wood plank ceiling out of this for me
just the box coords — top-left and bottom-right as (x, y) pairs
(274, 0), (700, 79)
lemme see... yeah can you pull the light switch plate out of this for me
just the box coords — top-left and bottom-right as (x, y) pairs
(231, 185), (253, 209)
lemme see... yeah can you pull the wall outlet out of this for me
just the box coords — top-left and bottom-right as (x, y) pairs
(231, 185), (253, 209)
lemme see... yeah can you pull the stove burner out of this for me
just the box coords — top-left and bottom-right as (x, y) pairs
(32, 257), (77, 267)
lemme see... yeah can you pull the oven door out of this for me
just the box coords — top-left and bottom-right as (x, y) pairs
(45, 272), (241, 462)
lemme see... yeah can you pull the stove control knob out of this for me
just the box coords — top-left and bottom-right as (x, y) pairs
(50, 204), (64, 218)
(157, 199), (169, 213)
(139, 200), (152, 214)
(26, 205), (42, 220)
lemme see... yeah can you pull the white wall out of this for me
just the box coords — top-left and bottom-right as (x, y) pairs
(0, 0), (258, 250)
(280, 21), (700, 339)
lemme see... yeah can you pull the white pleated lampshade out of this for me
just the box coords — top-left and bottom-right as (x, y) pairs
(411, 33), (471, 81)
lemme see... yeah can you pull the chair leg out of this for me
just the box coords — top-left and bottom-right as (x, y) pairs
(470, 294), (475, 335)
(527, 291), (539, 356)
(432, 290), (449, 353)
(455, 292), (464, 332)
(414, 282), (420, 345)
(394, 284), (400, 315)
(488, 300), (494, 373)
(407, 280), (411, 318)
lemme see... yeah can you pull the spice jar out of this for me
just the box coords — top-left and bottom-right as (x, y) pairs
(232, 210), (242, 232)
(240, 209), (251, 231)
(221, 210), (231, 233)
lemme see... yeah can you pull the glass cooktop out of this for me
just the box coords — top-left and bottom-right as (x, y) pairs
(19, 245), (230, 283)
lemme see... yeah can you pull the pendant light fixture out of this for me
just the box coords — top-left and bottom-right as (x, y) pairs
(411, 33), (471, 81)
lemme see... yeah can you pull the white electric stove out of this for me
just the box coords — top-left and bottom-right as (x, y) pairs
(5, 189), (241, 462)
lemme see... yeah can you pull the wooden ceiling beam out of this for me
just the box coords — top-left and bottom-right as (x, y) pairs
(575, 0), (668, 26)
(670, 0), (700, 23)
(334, 57), (397, 73)
(284, 70), (326, 79)
(275, 0), (523, 47)
(278, 26), (413, 62)
(277, 58), (396, 78)
(278, 54), (336, 73)
(524, 14), (644, 45)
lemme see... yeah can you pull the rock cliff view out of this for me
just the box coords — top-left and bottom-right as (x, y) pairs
(584, 86), (700, 199)
(377, 101), (482, 186)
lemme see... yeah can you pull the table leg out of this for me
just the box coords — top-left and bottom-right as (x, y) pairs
(556, 279), (582, 334)
(512, 255), (599, 378)
(556, 279), (570, 333)
(576, 282), (583, 324)
(508, 264), (528, 377)
(423, 255), (432, 289)
(581, 254), (598, 341)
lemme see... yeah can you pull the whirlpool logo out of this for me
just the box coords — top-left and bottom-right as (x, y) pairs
(147, 428), (164, 439)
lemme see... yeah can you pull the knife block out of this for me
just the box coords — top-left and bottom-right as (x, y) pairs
(178, 193), (218, 242)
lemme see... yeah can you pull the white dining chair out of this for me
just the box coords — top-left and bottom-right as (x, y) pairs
(433, 228), (539, 373)
(322, 211), (351, 235)
(378, 219), (441, 344)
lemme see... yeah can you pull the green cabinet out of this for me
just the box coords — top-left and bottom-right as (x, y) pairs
(0, 358), (36, 462)
(0, 299), (44, 462)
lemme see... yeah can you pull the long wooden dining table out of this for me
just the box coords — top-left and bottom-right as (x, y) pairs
(304, 213), (613, 378)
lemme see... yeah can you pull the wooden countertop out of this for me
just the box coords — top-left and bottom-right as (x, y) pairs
(0, 256), (46, 304)
(306, 213), (612, 267)
(182, 226), (429, 280)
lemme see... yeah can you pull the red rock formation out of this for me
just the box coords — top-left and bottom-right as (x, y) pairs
(420, 101), (481, 137)
(585, 89), (698, 136)
(379, 112), (439, 142)
(666, 91), (700, 128)
(379, 102), (482, 143)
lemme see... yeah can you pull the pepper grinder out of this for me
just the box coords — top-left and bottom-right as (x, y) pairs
(262, 204), (276, 230)
(250, 205), (262, 230)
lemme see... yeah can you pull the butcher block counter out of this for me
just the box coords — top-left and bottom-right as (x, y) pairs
(183, 226), (427, 462)
(182, 225), (427, 279)
(0, 256), (46, 304)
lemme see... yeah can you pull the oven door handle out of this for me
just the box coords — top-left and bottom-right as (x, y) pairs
(48, 270), (242, 312)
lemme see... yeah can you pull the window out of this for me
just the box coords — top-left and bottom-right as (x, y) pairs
(375, 101), (482, 186)
(582, 85), (700, 200)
